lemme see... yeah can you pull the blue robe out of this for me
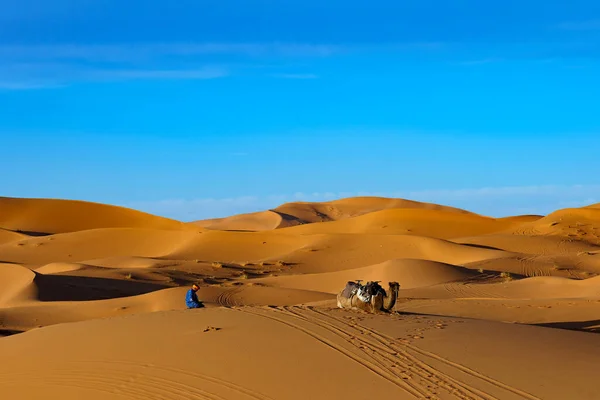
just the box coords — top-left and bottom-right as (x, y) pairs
(185, 289), (202, 308)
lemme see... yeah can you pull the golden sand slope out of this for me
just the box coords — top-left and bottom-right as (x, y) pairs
(2, 307), (600, 400)
(0, 197), (189, 234)
(275, 208), (531, 238)
(0, 263), (36, 307)
(0, 228), (201, 264)
(0, 228), (27, 245)
(506, 207), (600, 244)
(192, 210), (287, 231)
(192, 196), (477, 231)
(258, 258), (480, 293)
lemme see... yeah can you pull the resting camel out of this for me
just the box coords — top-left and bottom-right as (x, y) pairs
(336, 280), (400, 313)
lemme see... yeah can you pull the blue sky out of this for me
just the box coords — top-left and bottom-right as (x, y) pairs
(1, 0), (599, 220)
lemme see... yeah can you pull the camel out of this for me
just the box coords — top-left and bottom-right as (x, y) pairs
(336, 280), (400, 314)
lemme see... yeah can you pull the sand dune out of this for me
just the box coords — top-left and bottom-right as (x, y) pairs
(506, 207), (600, 242)
(0, 228), (199, 265)
(0, 281), (333, 332)
(0, 196), (189, 234)
(502, 275), (600, 298)
(0, 263), (36, 307)
(276, 207), (526, 238)
(191, 210), (288, 231)
(275, 233), (513, 274)
(3, 195), (600, 399)
(193, 196), (477, 231)
(2, 307), (600, 400)
(456, 232), (598, 254)
(35, 261), (90, 274)
(259, 258), (479, 293)
(0, 228), (27, 245)
(397, 274), (600, 301)
(0, 262), (169, 307)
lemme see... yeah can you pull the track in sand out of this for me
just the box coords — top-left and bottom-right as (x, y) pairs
(233, 305), (540, 400)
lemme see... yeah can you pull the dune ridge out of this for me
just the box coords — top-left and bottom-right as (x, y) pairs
(0, 228), (27, 245)
(0, 196), (189, 234)
(274, 207), (526, 238)
(193, 196), (478, 231)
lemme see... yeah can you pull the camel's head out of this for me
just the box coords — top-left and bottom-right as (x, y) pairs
(388, 282), (400, 291)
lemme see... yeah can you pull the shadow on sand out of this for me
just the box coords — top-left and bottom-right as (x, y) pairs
(532, 320), (600, 334)
(34, 273), (169, 302)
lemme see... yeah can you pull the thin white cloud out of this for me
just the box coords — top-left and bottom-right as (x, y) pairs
(557, 20), (600, 31)
(124, 184), (600, 221)
(0, 81), (64, 90)
(0, 42), (336, 89)
(0, 64), (228, 89)
(0, 43), (341, 63)
(0, 41), (448, 66)
(90, 67), (228, 81)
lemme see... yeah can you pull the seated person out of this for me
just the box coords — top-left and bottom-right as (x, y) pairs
(185, 284), (203, 309)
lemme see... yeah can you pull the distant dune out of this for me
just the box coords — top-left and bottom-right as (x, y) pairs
(2, 195), (600, 399)
(192, 210), (290, 231)
(0, 196), (189, 234)
(275, 207), (530, 238)
(192, 196), (477, 231)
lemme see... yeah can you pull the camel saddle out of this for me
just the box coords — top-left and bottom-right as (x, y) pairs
(342, 280), (386, 303)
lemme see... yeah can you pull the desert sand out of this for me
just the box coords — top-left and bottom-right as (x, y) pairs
(2, 195), (600, 399)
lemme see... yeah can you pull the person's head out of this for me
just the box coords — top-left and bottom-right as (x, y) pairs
(192, 284), (199, 292)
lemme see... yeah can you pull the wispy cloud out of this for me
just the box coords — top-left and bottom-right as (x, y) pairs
(0, 43), (341, 63)
(89, 67), (228, 81)
(1, 38), (595, 90)
(0, 81), (64, 90)
(123, 184), (600, 221)
(0, 62), (228, 89)
(0, 42), (338, 89)
(557, 20), (600, 31)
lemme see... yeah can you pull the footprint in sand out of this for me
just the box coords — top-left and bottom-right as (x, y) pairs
(203, 326), (221, 333)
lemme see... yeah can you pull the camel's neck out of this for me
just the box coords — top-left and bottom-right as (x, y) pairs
(383, 287), (398, 311)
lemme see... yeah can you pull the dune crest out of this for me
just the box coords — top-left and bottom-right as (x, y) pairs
(0, 196), (189, 234)
(192, 196), (477, 231)
(0, 263), (37, 306)
(0, 228), (27, 245)
(192, 210), (288, 231)
(276, 207), (526, 238)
